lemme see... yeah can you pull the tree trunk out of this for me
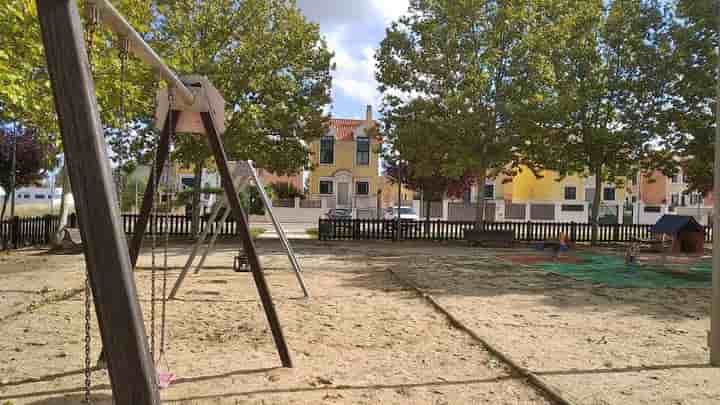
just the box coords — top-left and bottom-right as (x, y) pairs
(53, 168), (72, 244)
(1, 193), (8, 221)
(474, 158), (488, 230)
(190, 161), (204, 235)
(424, 192), (431, 235)
(590, 168), (603, 245)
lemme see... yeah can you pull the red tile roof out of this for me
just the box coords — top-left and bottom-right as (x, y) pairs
(329, 119), (366, 141)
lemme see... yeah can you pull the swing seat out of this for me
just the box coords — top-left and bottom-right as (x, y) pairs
(157, 370), (176, 389)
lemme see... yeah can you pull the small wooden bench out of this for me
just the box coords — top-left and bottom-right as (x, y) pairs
(464, 229), (515, 247)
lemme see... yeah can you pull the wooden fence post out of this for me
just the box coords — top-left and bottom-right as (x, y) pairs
(11, 216), (20, 249)
(43, 215), (53, 244)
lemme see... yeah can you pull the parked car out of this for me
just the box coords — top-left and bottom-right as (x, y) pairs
(325, 208), (353, 220)
(384, 206), (419, 221)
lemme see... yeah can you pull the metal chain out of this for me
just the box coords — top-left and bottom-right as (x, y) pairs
(116, 38), (129, 210)
(84, 273), (92, 405)
(83, 3), (99, 403)
(159, 100), (174, 361)
(150, 149), (158, 361)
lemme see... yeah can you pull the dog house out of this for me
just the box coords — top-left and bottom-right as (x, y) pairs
(650, 215), (705, 254)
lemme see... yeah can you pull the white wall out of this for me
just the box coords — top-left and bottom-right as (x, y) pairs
(633, 203), (667, 225)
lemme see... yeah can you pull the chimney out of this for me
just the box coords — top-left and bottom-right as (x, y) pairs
(365, 105), (373, 123)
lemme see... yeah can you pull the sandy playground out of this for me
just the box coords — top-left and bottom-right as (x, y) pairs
(0, 240), (719, 404)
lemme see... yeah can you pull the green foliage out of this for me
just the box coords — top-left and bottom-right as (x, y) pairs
(3, 0), (333, 182)
(0, 126), (51, 195)
(270, 181), (302, 200)
(118, 176), (147, 213)
(661, 0), (718, 194)
(175, 186), (222, 208)
(153, 0), (333, 174)
(239, 184), (275, 216)
(377, 1), (547, 177)
(0, 0), (156, 166)
(517, 0), (673, 238)
(249, 227), (266, 240)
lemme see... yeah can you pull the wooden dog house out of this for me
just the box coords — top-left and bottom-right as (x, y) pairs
(650, 215), (705, 254)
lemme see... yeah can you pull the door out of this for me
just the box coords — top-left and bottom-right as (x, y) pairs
(337, 182), (350, 207)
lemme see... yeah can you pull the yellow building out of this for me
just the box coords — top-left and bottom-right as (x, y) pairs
(487, 167), (627, 223)
(308, 106), (382, 210)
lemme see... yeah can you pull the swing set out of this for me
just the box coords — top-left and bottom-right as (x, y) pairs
(36, 0), (301, 403)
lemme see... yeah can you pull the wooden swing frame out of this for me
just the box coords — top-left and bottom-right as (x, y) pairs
(36, 1), (292, 403)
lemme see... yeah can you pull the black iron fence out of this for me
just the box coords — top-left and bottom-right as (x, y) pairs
(1, 215), (61, 249)
(318, 219), (714, 244)
(1, 213), (252, 250)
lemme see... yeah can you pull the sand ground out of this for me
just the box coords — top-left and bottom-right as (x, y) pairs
(1, 240), (719, 404)
(0, 240), (548, 405)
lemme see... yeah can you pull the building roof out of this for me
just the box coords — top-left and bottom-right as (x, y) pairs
(329, 118), (379, 141)
(651, 215), (704, 234)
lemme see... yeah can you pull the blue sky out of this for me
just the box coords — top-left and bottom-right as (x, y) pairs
(295, 1), (410, 120)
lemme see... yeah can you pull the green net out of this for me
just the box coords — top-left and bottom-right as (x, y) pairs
(534, 253), (712, 288)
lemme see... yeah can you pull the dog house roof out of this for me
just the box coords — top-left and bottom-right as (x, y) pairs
(651, 215), (704, 235)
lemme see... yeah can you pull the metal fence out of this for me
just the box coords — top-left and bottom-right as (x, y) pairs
(318, 219), (714, 243)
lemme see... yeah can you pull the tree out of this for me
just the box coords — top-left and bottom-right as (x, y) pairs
(376, 0), (546, 227)
(0, 125), (51, 219)
(151, 0), (333, 233)
(381, 98), (473, 224)
(519, 0), (673, 242)
(662, 0), (718, 195)
(270, 181), (303, 200)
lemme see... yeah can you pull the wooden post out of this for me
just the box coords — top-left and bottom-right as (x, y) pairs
(128, 114), (177, 268)
(36, 1), (160, 402)
(201, 112), (293, 368)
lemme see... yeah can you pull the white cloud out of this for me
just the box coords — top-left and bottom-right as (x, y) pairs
(326, 31), (380, 113)
(370, 0), (410, 24)
(295, 0), (411, 117)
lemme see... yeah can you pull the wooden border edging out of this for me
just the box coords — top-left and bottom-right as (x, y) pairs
(387, 268), (577, 405)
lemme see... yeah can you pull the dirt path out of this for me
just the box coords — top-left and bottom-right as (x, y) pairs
(0, 242), (550, 404)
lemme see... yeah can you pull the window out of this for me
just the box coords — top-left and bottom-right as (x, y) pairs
(603, 187), (616, 201)
(35, 194), (46, 199)
(690, 193), (703, 205)
(564, 186), (577, 201)
(631, 196), (637, 203)
(319, 180), (333, 195)
(670, 193), (679, 206)
(181, 177), (195, 189)
(356, 137), (370, 166)
(355, 181), (369, 195)
(23, 194), (31, 199)
(561, 204), (584, 212)
(483, 184), (494, 199)
(319, 136), (335, 164)
(671, 174), (679, 183)
(530, 204), (555, 221)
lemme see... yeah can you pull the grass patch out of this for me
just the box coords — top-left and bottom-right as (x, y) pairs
(306, 228), (319, 238)
(250, 228), (266, 239)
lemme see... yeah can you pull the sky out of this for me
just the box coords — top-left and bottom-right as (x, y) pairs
(295, 0), (410, 120)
